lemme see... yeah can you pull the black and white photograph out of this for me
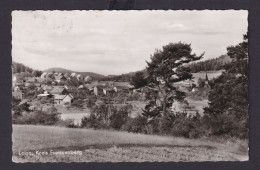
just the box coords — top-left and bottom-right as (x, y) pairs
(11, 10), (248, 162)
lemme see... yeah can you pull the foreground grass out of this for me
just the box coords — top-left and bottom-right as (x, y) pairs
(12, 125), (248, 162)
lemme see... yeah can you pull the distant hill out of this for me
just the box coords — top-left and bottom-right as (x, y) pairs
(101, 69), (147, 82)
(44, 67), (106, 80)
(187, 54), (232, 73)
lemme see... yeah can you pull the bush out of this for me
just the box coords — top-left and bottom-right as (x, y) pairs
(13, 110), (60, 125)
(203, 112), (248, 139)
(81, 114), (101, 129)
(122, 115), (147, 133)
(109, 107), (129, 130)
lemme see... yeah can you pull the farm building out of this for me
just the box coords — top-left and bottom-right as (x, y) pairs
(64, 85), (78, 93)
(40, 72), (48, 78)
(99, 81), (115, 87)
(64, 73), (70, 79)
(70, 73), (77, 77)
(43, 85), (53, 93)
(50, 86), (68, 95)
(54, 94), (74, 105)
(113, 86), (130, 93)
(76, 74), (84, 81)
(114, 82), (133, 88)
(84, 76), (93, 83)
(94, 86), (105, 96)
(85, 84), (96, 91)
(103, 88), (114, 95)
(37, 91), (53, 98)
(54, 75), (67, 83)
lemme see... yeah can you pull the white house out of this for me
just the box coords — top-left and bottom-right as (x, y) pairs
(54, 94), (74, 105)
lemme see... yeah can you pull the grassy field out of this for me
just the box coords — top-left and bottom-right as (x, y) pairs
(12, 125), (248, 162)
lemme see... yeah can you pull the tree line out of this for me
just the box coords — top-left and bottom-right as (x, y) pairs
(188, 54), (232, 73)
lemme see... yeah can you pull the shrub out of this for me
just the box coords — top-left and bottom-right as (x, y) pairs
(13, 110), (60, 125)
(81, 114), (101, 129)
(122, 115), (147, 133)
(109, 107), (129, 130)
(203, 112), (248, 139)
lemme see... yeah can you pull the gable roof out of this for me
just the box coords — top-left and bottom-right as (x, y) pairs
(115, 86), (130, 90)
(54, 94), (66, 100)
(103, 88), (114, 91)
(70, 73), (77, 77)
(55, 75), (66, 81)
(50, 86), (67, 94)
(54, 94), (74, 100)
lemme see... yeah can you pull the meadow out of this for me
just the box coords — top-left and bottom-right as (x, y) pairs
(12, 125), (248, 162)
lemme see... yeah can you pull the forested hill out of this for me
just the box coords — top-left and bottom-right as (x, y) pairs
(12, 61), (34, 74)
(187, 55), (232, 73)
(101, 55), (232, 82)
(100, 69), (147, 82)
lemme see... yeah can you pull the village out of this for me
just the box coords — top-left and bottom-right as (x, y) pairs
(12, 66), (218, 122)
(12, 70), (136, 109)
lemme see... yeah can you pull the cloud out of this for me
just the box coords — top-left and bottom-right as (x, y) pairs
(12, 10), (248, 75)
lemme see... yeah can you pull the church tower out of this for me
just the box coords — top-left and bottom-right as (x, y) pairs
(204, 73), (210, 88)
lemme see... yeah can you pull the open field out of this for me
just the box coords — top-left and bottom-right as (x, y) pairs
(12, 125), (248, 162)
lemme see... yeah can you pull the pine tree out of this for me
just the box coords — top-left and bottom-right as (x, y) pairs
(143, 42), (204, 118)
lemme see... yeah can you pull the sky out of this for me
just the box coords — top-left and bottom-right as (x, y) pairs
(12, 10), (248, 75)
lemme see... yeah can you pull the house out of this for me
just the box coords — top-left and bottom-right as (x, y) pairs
(58, 73), (64, 76)
(37, 91), (53, 98)
(78, 85), (84, 89)
(114, 82), (133, 88)
(64, 73), (70, 79)
(94, 85), (105, 96)
(54, 75), (67, 83)
(43, 85), (53, 93)
(13, 91), (23, 100)
(46, 72), (53, 78)
(85, 84), (96, 91)
(113, 86), (130, 93)
(70, 73), (77, 77)
(98, 81), (114, 87)
(103, 88), (114, 95)
(64, 85), (78, 94)
(40, 72), (48, 78)
(50, 86), (68, 95)
(54, 94), (74, 105)
(76, 74), (83, 81)
(66, 76), (78, 84)
(84, 76), (93, 83)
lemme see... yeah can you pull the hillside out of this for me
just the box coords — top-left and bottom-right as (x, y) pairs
(12, 125), (248, 162)
(187, 54), (232, 73)
(44, 67), (106, 80)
